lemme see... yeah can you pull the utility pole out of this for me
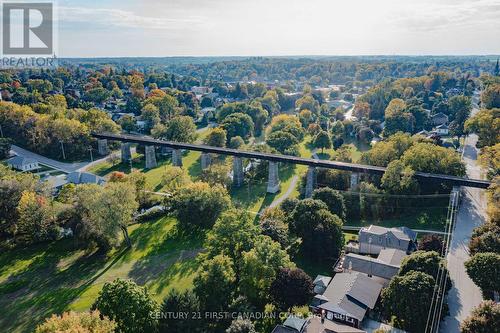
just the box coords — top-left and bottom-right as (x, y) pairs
(60, 141), (66, 160)
(368, 237), (373, 277)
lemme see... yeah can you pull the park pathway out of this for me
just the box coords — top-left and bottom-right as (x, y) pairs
(269, 175), (299, 208)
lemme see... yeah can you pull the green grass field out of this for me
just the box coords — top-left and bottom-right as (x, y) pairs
(0, 216), (204, 333)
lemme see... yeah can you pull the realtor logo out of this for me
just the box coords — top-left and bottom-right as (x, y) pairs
(2, 2), (53, 55)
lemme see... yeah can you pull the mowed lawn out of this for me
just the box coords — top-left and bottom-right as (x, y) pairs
(0, 216), (205, 333)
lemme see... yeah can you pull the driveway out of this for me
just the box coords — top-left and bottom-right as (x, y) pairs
(440, 131), (486, 332)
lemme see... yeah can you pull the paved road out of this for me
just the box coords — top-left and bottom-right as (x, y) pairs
(10, 145), (118, 173)
(440, 130), (486, 332)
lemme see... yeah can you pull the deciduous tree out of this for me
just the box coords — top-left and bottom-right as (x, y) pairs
(461, 300), (500, 333)
(169, 182), (231, 229)
(92, 279), (158, 333)
(465, 252), (500, 296)
(270, 267), (314, 311)
(35, 310), (116, 333)
(381, 271), (436, 332)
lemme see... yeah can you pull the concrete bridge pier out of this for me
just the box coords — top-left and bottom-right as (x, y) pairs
(233, 157), (244, 187)
(145, 146), (157, 169)
(97, 139), (109, 155)
(350, 172), (360, 190)
(201, 153), (211, 170)
(267, 161), (280, 193)
(305, 166), (317, 198)
(172, 149), (183, 167)
(121, 143), (132, 163)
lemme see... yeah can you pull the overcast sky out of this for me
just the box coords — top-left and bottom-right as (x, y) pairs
(58, 0), (500, 57)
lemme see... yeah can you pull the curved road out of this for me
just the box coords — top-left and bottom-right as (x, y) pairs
(10, 145), (123, 173)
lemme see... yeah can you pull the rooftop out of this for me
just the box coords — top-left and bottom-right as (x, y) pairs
(361, 225), (417, 242)
(304, 317), (366, 333)
(7, 156), (38, 166)
(319, 272), (383, 321)
(344, 249), (406, 280)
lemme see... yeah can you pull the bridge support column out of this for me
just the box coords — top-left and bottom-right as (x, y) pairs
(233, 157), (244, 187)
(172, 149), (183, 167)
(305, 167), (317, 198)
(145, 146), (157, 169)
(201, 153), (211, 170)
(267, 161), (280, 193)
(350, 172), (360, 190)
(97, 139), (108, 155)
(121, 143), (132, 163)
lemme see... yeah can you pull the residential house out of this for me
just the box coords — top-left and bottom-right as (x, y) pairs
(66, 172), (105, 185)
(357, 225), (417, 255)
(310, 272), (383, 328)
(433, 124), (449, 136)
(272, 316), (366, 333)
(191, 86), (212, 95)
(343, 248), (407, 281)
(7, 156), (40, 172)
(313, 275), (332, 294)
(272, 316), (308, 333)
(303, 317), (366, 333)
(431, 112), (449, 126)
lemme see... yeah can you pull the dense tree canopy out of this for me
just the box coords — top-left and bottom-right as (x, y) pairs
(159, 290), (201, 333)
(289, 199), (344, 263)
(92, 278), (158, 333)
(465, 108), (500, 147)
(270, 267), (314, 311)
(460, 300), (500, 333)
(35, 310), (116, 333)
(381, 271), (436, 333)
(465, 252), (500, 296)
(169, 182), (231, 229)
(239, 235), (293, 305)
(194, 254), (236, 312)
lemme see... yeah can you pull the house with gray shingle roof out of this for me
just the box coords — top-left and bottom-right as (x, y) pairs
(313, 275), (332, 294)
(311, 271), (383, 328)
(344, 248), (407, 281)
(7, 156), (40, 172)
(358, 225), (417, 255)
(66, 172), (105, 185)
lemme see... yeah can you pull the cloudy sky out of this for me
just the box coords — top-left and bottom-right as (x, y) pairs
(57, 0), (500, 57)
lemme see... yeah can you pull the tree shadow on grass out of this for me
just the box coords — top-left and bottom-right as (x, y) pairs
(0, 240), (126, 333)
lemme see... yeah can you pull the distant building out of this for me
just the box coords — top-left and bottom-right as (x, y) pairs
(434, 124), (449, 136)
(7, 156), (40, 172)
(191, 86), (212, 97)
(357, 225), (417, 255)
(431, 112), (449, 126)
(66, 172), (105, 185)
(415, 130), (431, 137)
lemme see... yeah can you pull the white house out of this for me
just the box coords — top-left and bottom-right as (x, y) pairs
(434, 124), (449, 136)
(7, 156), (40, 172)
